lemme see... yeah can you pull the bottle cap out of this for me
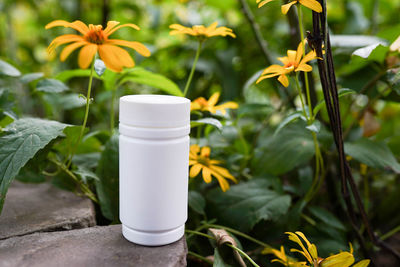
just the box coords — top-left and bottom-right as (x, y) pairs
(119, 94), (190, 128)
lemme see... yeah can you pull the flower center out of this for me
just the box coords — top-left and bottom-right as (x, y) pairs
(85, 24), (107, 44)
(197, 156), (210, 167)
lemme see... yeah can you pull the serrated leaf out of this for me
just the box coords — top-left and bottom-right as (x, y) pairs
(20, 72), (44, 84)
(36, 78), (69, 93)
(344, 138), (400, 173)
(207, 179), (291, 231)
(94, 59), (106, 76)
(188, 191), (206, 215)
(0, 60), (21, 77)
(119, 67), (183, 96)
(191, 118), (223, 131)
(313, 88), (355, 116)
(306, 120), (321, 133)
(95, 133), (119, 221)
(0, 118), (71, 214)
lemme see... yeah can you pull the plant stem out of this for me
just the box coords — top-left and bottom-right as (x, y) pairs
(297, 4), (314, 120)
(225, 243), (260, 267)
(66, 61), (95, 168)
(294, 75), (308, 120)
(187, 251), (212, 265)
(381, 225), (400, 241)
(183, 41), (203, 97)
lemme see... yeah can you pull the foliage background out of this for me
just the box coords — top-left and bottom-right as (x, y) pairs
(1, 0), (400, 266)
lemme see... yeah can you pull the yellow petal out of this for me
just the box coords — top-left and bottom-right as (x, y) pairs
(202, 167), (212, 183)
(208, 92), (220, 106)
(189, 160), (197, 166)
(47, 34), (84, 53)
(190, 164), (203, 178)
(287, 49), (297, 63)
(207, 22), (219, 32)
(60, 41), (86, 61)
(258, 0), (276, 8)
(278, 56), (290, 65)
(201, 146), (211, 157)
(296, 42), (304, 64)
(107, 39), (151, 57)
(390, 35), (400, 51)
(278, 74), (289, 87)
(99, 44), (134, 72)
(353, 259), (370, 267)
(78, 44), (97, 69)
(210, 170), (230, 192)
(212, 165), (237, 183)
(214, 102), (239, 113)
(285, 232), (313, 263)
(299, 0), (323, 13)
(281, 1), (297, 15)
(295, 63), (312, 72)
(300, 50), (317, 64)
(103, 21), (120, 34)
(320, 252), (354, 267)
(261, 64), (286, 75)
(190, 144), (200, 154)
(105, 23), (140, 37)
(45, 20), (89, 35)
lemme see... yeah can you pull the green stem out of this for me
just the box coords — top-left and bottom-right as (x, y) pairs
(297, 4), (313, 120)
(225, 243), (260, 267)
(203, 223), (272, 249)
(183, 41), (203, 97)
(187, 251), (212, 265)
(66, 61), (95, 168)
(185, 229), (260, 267)
(294, 75), (308, 120)
(50, 158), (98, 203)
(110, 88), (116, 134)
(381, 225), (400, 241)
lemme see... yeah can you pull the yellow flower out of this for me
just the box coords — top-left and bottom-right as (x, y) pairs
(257, 0), (322, 15)
(45, 20), (151, 72)
(189, 144), (237, 192)
(169, 22), (236, 40)
(191, 92), (238, 115)
(263, 246), (308, 267)
(256, 41), (317, 87)
(286, 232), (370, 267)
(286, 232), (322, 266)
(390, 35), (400, 52)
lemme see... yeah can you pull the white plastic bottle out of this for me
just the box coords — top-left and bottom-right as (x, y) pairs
(119, 94), (190, 246)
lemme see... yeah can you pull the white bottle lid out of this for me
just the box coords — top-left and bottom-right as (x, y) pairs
(119, 95), (190, 128)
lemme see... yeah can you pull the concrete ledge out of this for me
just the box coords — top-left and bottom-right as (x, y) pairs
(0, 225), (187, 267)
(0, 181), (96, 240)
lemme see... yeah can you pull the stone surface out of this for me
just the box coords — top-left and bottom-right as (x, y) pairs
(0, 225), (187, 267)
(0, 181), (96, 240)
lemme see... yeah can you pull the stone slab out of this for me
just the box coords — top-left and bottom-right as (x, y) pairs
(0, 225), (187, 267)
(0, 181), (96, 240)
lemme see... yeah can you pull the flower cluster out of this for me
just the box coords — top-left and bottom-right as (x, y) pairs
(191, 92), (238, 115)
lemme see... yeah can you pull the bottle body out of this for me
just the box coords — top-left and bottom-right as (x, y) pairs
(119, 95), (190, 246)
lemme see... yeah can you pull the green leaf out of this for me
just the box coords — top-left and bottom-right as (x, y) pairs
(352, 44), (389, 64)
(207, 179), (291, 232)
(20, 72), (44, 84)
(94, 59), (106, 76)
(213, 248), (232, 267)
(36, 78), (69, 93)
(191, 118), (223, 131)
(43, 93), (86, 110)
(0, 118), (71, 213)
(55, 69), (101, 82)
(74, 165), (100, 183)
(387, 68), (400, 95)
(308, 206), (346, 231)
(95, 133), (119, 222)
(119, 67), (183, 96)
(344, 138), (400, 173)
(274, 112), (304, 136)
(188, 191), (206, 215)
(313, 88), (356, 116)
(305, 120), (321, 133)
(253, 121), (315, 176)
(0, 60), (21, 77)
